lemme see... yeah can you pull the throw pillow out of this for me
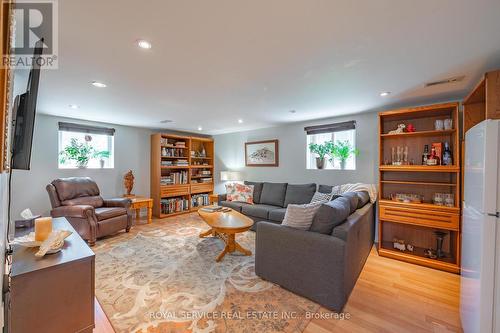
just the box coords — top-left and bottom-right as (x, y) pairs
(282, 202), (323, 230)
(310, 191), (332, 203)
(225, 183), (254, 204)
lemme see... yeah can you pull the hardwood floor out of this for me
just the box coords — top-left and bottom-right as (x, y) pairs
(305, 247), (462, 333)
(94, 240), (462, 333)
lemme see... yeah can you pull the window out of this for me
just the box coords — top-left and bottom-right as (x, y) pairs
(58, 122), (115, 169)
(305, 121), (357, 170)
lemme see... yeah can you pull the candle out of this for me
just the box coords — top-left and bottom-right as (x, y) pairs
(35, 217), (52, 242)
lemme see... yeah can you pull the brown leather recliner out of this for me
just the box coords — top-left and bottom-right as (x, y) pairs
(46, 177), (132, 246)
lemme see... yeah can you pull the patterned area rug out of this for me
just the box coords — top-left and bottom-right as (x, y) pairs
(94, 213), (319, 332)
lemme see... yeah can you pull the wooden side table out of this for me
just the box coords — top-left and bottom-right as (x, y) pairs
(130, 197), (153, 224)
(209, 193), (219, 205)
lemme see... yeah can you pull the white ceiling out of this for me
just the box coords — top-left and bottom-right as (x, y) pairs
(15, 0), (500, 134)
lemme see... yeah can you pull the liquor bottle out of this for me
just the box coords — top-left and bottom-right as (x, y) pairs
(427, 146), (440, 166)
(422, 145), (430, 165)
(442, 142), (453, 165)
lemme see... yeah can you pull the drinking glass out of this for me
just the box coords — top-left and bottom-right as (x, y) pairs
(444, 119), (453, 130)
(433, 193), (444, 205)
(435, 120), (444, 131)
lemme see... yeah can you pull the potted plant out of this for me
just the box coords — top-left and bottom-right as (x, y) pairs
(308, 142), (330, 169)
(59, 137), (110, 168)
(329, 140), (359, 170)
(94, 150), (111, 168)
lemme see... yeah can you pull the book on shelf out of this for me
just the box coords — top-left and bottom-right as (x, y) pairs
(173, 159), (189, 166)
(160, 197), (189, 214)
(191, 193), (209, 207)
(161, 170), (188, 185)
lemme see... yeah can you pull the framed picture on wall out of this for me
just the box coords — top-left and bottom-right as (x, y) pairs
(245, 139), (279, 167)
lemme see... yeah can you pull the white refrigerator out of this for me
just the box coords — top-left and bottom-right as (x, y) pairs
(461, 119), (500, 333)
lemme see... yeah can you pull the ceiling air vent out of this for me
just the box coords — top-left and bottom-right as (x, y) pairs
(424, 76), (465, 87)
(160, 119), (173, 124)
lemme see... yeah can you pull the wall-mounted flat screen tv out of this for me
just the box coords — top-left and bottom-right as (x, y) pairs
(11, 39), (44, 170)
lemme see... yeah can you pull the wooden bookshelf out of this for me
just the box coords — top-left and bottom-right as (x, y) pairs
(151, 134), (214, 217)
(378, 102), (461, 274)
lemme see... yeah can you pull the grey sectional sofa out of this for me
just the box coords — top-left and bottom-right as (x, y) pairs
(218, 181), (375, 311)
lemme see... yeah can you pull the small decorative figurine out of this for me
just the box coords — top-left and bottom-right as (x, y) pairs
(388, 124), (406, 134)
(406, 123), (416, 132)
(123, 170), (135, 197)
(424, 248), (437, 259)
(393, 238), (406, 251)
(406, 244), (414, 252)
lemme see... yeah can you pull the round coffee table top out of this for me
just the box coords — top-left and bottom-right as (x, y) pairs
(198, 208), (253, 233)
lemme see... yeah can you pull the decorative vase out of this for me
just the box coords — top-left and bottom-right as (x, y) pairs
(315, 157), (325, 169)
(434, 231), (447, 258)
(100, 159), (105, 168)
(340, 160), (346, 170)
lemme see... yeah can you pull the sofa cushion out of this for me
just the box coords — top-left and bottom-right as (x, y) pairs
(318, 184), (333, 194)
(268, 208), (287, 222)
(94, 207), (127, 221)
(226, 183), (254, 204)
(356, 191), (370, 208)
(260, 182), (288, 207)
(244, 181), (264, 204)
(282, 202), (323, 230)
(283, 183), (316, 207)
(62, 195), (104, 208)
(309, 197), (350, 234)
(220, 200), (249, 212)
(342, 192), (359, 214)
(242, 204), (280, 219)
(53, 177), (100, 201)
(310, 191), (332, 203)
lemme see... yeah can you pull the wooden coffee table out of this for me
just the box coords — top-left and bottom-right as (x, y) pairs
(198, 207), (254, 262)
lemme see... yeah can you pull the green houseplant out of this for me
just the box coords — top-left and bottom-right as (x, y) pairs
(308, 142), (331, 169)
(59, 137), (110, 168)
(329, 140), (359, 170)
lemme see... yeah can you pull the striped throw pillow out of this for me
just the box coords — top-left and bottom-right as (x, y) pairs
(310, 191), (332, 203)
(282, 202), (323, 230)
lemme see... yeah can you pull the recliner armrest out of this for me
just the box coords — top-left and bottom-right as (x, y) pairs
(103, 198), (131, 208)
(51, 205), (95, 219)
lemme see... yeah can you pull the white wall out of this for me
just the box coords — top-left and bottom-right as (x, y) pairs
(213, 111), (379, 192)
(10, 114), (154, 218)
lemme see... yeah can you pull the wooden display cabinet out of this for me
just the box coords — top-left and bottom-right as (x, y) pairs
(151, 134), (214, 218)
(378, 102), (461, 273)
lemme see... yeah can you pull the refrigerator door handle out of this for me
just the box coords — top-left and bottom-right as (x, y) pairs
(487, 212), (499, 218)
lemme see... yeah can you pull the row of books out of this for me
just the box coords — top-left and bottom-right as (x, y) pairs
(161, 171), (188, 185)
(160, 197), (189, 214)
(191, 194), (209, 207)
(161, 159), (189, 166)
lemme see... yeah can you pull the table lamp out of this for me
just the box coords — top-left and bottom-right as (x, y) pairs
(220, 171), (242, 182)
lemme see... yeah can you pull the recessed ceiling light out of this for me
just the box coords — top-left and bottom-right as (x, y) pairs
(238, 119), (243, 124)
(69, 104), (79, 109)
(92, 81), (107, 88)
(136, 39), (152, 49)
(197, 126), (203, 131)
(289, 110), (297, 114)
(380, 91), (391, 97)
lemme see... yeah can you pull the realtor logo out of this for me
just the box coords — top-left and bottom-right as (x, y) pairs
(2, 0), (58, 69)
